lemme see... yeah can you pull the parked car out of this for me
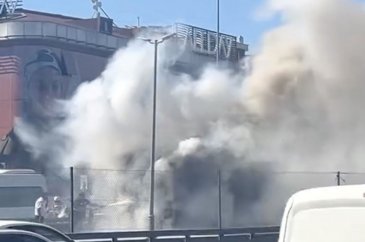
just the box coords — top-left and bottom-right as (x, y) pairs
(0, 220), (73, 242)
(0, 229), (52, 242)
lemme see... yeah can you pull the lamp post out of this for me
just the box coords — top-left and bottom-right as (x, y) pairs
(216, 0), (220, 65)
(140, 33), (175, 231)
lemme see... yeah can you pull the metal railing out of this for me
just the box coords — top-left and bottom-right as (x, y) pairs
(68, 226), (280, 242)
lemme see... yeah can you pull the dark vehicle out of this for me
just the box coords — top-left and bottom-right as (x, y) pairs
(0, 220), (73, 242)
(0, 229), (52, 242)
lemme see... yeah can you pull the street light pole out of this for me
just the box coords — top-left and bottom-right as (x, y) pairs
(140, 33), (175, 231)
(216, 0), (220, 65)
(150, 39), (158, 231)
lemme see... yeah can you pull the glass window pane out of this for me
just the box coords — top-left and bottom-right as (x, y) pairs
(43, 23), (57, 37)
(7, 22), (24, 37)
(0, 23), (8, 37)
(86, 31), (97, 45)
(67, 27), (77, 40)
(0, 187), (43, 207)
(96, 33), (107, 46)
(25, 22), (42, 36)
(76, 29), (86, 42)
(57, 25), (67, 38)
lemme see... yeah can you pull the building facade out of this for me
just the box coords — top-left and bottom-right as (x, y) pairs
(0, 5), (248, 169)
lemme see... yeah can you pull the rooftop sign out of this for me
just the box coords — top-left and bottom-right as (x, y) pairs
(175, 23), (238, 60)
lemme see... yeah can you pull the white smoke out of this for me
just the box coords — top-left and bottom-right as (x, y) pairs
(245, 0), (365, 170)
(15, 0), (365, 230)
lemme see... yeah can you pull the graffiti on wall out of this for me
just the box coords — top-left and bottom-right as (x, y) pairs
(23, 49), (79, 121)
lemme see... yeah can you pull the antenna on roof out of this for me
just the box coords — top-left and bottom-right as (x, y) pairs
(0, 0), (23, 17)
(91, 0), (101, 18)
(90, 0), (119, 27)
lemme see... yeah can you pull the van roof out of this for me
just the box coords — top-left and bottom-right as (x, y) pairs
(0, 169), (38, 175)
(0, 220), (51, 228)
(291, 184), (365, 204)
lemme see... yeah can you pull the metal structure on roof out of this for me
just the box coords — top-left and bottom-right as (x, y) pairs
(91, 0), (101, 18)
(0, 0), (24, 19)
(90, 0), (118, 27)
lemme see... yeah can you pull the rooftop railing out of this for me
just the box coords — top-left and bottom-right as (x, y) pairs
(0, 20), (129, 51)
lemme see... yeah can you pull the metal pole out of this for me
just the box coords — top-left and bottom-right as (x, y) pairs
(218, 169), (222, 230)
(149, 39), (158, 231)
(336, 171), (341, 186)
(216, 0), (220, 65)
(70, 166), (74, 233)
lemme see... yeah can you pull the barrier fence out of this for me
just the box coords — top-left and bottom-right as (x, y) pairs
(44, 167), (365, 234)
(68, 226), (280, 242)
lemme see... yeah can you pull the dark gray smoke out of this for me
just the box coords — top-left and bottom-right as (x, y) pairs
(151, 136), (272, 229)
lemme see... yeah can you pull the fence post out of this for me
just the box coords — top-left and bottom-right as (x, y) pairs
(218, 169), (222, 235)
(70, 166), (74, 233)
(336, 171), (341, 186)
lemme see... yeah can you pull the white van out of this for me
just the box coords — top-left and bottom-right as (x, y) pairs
(0, 169), (47, 221)
(278, 184), (365, 242)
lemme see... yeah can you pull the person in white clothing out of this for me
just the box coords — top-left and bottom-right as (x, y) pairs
(34, 193), (48, 223)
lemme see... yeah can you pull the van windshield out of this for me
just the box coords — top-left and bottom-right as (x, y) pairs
(288, 207), (365, 242)
(0, 187), (43, 207)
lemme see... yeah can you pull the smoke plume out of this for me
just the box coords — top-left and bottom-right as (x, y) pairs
(15, 0), (365, 230)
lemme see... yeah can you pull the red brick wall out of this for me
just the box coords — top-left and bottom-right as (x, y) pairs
(0, 56), (20, 137)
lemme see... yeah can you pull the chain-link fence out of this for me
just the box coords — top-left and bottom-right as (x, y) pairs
(42, 167), (365, 233)
(43, 168), (72, 233)
(71, 167), (152, 232)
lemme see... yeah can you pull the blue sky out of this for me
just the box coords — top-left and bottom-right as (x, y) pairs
(23, 0), (282, 53)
